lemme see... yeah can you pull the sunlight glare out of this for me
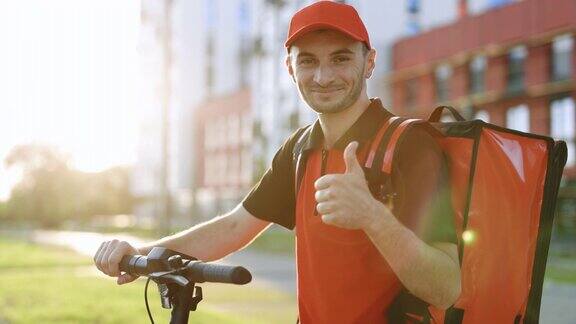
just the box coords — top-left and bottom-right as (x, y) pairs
(0, 0), (141, 200)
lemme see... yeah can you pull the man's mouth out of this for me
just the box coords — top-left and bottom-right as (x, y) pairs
(310, 88), (344, 94)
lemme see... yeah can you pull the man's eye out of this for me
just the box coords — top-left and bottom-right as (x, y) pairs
(298, 59), (315, 65)
(333, 56), (350, 63)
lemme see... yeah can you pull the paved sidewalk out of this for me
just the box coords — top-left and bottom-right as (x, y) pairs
(4, 229), (575, 323)
(540, 280), (576, 323)
(220, 249), (296, 294)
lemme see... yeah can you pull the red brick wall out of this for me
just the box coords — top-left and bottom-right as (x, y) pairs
(530, 96), (550, 135)
(193, 89), (251, 190)
(485, 55), (507, 93)
(419, 74), (435, 112)
(392, 81), (404, 113)
(487, 102), (506, 127)
(452, 64), (469, 100)
(526, 43), (551, 86)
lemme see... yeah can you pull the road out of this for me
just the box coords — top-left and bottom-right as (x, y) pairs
(3, 229), (575, 323)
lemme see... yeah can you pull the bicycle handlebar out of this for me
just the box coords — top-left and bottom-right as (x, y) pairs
(119, 253), (252, 285)
(115, 247), (252, 324)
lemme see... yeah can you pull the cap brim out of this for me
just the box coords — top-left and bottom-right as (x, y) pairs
(284, 22), (367, 48)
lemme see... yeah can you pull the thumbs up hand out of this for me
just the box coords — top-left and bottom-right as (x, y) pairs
(314, 141), (390, 231)
(344, 140), (364, 176)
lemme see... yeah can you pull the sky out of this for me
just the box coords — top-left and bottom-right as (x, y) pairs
(0, 0), (141, 200)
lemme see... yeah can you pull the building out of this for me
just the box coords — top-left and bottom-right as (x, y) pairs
(186, 0), (255, 219)
(132, 0), (170, 228)
(134, 0), (254, 228)
(389, 0), (575, 236)
(193, 90), (253, 219)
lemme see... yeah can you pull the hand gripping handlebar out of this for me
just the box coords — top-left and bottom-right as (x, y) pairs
(119, 253), (251, 285)
(116, 247), (252, 324)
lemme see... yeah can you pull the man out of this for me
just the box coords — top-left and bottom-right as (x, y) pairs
(94, 1), (461, 323)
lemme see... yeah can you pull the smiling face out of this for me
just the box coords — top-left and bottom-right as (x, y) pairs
(286, 30), (375, 114)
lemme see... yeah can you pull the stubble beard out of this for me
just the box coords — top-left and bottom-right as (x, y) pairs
(299, 65), (366, 115)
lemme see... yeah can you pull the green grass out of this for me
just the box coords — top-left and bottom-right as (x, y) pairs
(246, 227), (295, 256)
(0, 238), (92, 269)
(0, 238), (296, 324)
(545, 266), (576, 284)
(545, 256), (576, 285)
(88, 225), (161, 240)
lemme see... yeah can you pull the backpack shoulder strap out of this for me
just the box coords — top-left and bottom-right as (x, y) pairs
(364, 116), (404, 176)
(378, 118), (426, 175)
(365, 117), (398, 167)
(361, 116), (404, 203)
(365, 117), (429, 205)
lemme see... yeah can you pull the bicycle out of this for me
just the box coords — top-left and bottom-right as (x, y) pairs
(119, 247), (252, 324)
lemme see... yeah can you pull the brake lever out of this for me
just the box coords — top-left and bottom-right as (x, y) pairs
(149, 270), (190, 287)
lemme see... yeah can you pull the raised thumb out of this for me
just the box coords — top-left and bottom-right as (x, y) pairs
(344, 141), (362, 175)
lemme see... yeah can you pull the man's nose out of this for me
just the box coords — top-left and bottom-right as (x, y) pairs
(313, 63), (335, 87)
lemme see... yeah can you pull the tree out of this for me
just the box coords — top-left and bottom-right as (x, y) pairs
(5, 144), (77, 227)
(4, 144), (134, 228)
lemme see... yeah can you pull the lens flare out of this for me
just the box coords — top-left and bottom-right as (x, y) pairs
(462, 230), (475, 244)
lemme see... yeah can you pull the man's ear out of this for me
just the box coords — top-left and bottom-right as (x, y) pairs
(285, 55), (296, 83)
(364, 48), (377, 79)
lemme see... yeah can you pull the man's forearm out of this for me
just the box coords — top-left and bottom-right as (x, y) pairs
(364, 202), (461, 310)
(137, 205), (270, 262)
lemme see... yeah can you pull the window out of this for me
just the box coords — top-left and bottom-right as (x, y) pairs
(470, 55), (487, 94)
(506, 104), (530, 133)
(240, 113), (252, 144)
(435, 64), (452, 102)
(552, 34), (573, 81)
(488, 0), (513, 8)
(229, 152), (240, 184)
(219, 116), (228, 148)
(204, 155), (214, 186)
(551, 97), (575, 166)
(219, 152), (228, 186)
(507, 45), (527, 93)
(228, 114), (240, 146)
(211, 123), (219, 149)
(475, 110), (490, 123)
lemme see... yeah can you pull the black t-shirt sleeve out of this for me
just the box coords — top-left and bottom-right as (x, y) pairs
(391, 125), (457, 244)
(241, 127), (309, 230)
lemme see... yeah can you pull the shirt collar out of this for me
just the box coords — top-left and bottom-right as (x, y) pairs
(302, 98), (393, 151)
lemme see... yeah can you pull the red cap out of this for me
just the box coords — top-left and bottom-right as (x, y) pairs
(285, 1), (371, 50)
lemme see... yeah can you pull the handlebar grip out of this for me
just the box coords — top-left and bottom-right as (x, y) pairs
(187, 262), (252, 285)
(118, 252), (252, 285)
(119, 255), (148, 276)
